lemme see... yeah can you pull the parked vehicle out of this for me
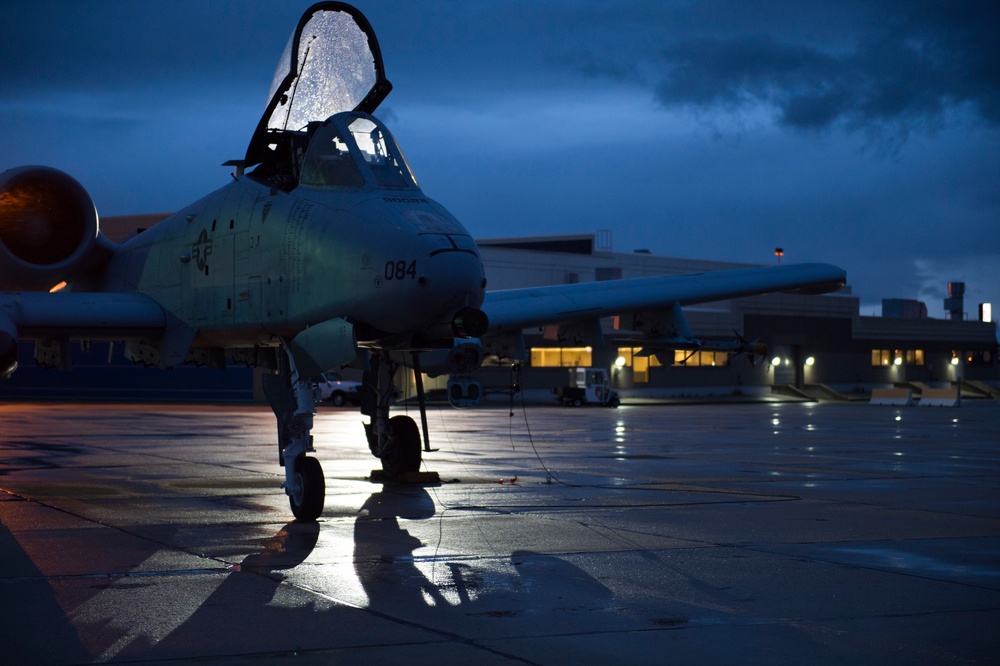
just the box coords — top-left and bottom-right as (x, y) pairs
(555, 368), (620, 407)
(313, 372), (362, 406)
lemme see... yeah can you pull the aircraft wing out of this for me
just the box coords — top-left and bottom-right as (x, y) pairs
(481, 262), (846, 334)
(0, 292), (165, 337)
(0, 291), (167, 375)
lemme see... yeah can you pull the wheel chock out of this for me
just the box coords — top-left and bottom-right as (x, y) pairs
(369, 470), (441, 484)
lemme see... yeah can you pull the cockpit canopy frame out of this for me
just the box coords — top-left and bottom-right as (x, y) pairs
(244, 2), (392, 170)
(299, 112), (419, 191)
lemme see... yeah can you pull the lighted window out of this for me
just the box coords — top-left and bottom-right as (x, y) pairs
(615, 347), (663, 383)
(530, 347), (592, 367)
(871, 349), (893, 366)
(872, 349), (925, 367)
(673, 350), (729, 367)
(632, 355), (649, 383)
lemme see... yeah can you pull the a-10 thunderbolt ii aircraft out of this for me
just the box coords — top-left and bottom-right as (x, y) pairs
(0, 3), (845, 520)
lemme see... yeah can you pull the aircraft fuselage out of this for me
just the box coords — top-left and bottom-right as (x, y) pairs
(105, 112), (486, 352)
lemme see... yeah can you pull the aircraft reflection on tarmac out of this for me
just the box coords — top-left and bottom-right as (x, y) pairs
(354, 490), (613, 616)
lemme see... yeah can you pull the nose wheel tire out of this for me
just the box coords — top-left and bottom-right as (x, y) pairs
(289, 456), (325, 521)
(381, 415), (422, 479)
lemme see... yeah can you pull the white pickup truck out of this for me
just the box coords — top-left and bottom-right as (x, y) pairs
(313, 372), (363, 406)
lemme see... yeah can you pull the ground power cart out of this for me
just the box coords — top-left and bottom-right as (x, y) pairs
(555, 368), (621, 407)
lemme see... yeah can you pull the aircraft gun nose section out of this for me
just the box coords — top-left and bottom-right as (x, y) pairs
(410, 239), (487, 339)
(352, 196), (486, 341)
(451, 306), (489, 338)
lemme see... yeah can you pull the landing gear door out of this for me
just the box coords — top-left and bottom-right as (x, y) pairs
(244, 2), (392, 167)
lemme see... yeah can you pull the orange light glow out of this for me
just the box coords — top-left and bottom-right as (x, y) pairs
(49, 281), (67, 293)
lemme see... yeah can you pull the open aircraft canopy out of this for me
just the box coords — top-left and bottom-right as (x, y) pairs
(244, 2), (391, 168)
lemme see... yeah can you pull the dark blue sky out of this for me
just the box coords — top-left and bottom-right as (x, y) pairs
(3, 1), (998, 317)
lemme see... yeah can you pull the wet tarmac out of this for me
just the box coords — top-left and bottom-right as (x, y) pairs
(1, 399), (998, 665)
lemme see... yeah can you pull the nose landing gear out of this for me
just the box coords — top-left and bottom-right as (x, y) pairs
(262, 346), (326, 521)
(289, 455), (325, 520)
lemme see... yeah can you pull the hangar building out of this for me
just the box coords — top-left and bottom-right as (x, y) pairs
(465, 234), (999, 402)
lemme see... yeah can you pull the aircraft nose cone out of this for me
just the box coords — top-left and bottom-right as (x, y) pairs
(420, 247), (485, 307)
(407, 242), (486, 336)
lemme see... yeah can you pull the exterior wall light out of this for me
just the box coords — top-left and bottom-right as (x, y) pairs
(950, 357), (960, 366)
(893, 357), (903, 366)
(615, 356), (626, 368)
(805, 356), (815, 366)
(771, 357), (781, 366)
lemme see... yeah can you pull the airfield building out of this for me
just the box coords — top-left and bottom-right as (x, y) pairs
(465, 234), (998, 402)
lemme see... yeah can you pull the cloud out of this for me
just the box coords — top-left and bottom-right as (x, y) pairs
(576, 1), (1000, 138)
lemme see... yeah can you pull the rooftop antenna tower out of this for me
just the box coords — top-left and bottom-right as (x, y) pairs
(596, 229), (612, 253)
(945, 282), (965, 321)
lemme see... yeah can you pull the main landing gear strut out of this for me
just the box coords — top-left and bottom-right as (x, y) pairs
(362, 352), (422, 479)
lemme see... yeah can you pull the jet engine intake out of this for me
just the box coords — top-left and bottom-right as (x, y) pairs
(447, 376), (483, 408)
(0, 166), (99, 290)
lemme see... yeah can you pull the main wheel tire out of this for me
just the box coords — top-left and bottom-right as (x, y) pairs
(289, 456), (325, 521)
(381, 415), (422, 479)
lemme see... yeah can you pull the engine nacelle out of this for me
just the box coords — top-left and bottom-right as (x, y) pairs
(0, 166), (99, 291)
(0, 311), (18, 378)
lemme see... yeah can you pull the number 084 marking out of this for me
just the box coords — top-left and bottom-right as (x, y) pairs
(384, 260), (417, 280)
